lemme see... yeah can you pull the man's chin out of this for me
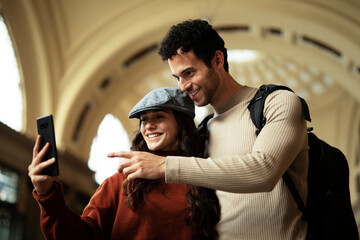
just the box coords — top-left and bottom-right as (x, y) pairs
(194, 101), (209, 107)
(192, 93), (210, 106)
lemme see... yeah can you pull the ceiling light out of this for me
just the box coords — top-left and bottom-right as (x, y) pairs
(228, 49), (259, 63)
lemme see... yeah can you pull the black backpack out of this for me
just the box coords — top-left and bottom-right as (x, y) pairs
(197, 84), (359, 240)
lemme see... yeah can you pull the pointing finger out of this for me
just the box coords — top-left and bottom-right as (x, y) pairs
(108, 151), (133, 158)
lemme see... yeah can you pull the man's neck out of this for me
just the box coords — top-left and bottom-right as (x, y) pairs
(211, 73), (242, 107)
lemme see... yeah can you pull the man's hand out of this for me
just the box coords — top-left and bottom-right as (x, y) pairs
(107, 151), (166, 181)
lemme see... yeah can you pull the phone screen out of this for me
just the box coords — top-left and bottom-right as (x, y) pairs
(36, 114), (59, 176)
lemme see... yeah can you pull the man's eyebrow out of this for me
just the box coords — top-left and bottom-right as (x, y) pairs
(180, 67), (194, 74)
(172, 67), (194, 79)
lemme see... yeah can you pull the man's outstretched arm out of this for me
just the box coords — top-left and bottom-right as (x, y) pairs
(108, 151), (166, 180)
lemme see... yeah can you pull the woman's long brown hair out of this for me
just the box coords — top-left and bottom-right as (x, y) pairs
(122, 110), (220, 239)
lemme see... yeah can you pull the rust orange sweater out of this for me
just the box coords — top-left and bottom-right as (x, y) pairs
(33, 172), (200, 240)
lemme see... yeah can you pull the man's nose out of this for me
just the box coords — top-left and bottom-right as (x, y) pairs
(178, 78), (190, 92)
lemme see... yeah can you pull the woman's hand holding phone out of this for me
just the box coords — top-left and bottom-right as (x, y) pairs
(28, 135), (59, 196)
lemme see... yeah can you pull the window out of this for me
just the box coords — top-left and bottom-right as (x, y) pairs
(0, 165), (19, 204)
(88, 114), (130, 184)
(0, 165), (23, 240)
(0, 15), (22, 131)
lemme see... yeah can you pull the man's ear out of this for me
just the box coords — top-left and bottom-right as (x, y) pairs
(214, 50), (224, 69)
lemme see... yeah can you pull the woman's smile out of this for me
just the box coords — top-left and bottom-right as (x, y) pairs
(140, 110), (179, 151)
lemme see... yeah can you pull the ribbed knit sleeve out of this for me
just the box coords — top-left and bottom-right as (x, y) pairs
(166, 88), (307, 193)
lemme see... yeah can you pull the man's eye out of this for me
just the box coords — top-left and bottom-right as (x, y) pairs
(185, 70), (193, 77)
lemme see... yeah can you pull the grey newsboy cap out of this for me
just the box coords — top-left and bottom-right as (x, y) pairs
(129, 87), (195, 119)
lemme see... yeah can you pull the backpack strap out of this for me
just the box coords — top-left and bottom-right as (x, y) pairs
(300, 97), (311, 122)
(248, 84), (311, 135)
(197, 113), (214, 156)
(283, 171), (309, 222)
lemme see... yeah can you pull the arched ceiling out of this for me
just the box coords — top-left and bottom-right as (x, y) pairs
(1, 0), (359, 161)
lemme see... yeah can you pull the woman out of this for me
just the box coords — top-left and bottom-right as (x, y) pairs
(28, 87), (220, 239)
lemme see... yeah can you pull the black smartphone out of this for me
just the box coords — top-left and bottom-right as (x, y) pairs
(36, 114), (59, 176)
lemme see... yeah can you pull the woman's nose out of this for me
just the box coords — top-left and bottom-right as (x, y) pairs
(144, 120), (156, 129)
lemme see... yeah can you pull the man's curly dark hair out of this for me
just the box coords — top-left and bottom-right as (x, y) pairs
(158, 19), (229, 72)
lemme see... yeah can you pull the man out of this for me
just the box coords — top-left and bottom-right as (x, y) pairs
(109, 19), (308, 239)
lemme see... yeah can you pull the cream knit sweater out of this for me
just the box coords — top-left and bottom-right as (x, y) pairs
(166, 86), (309, 239)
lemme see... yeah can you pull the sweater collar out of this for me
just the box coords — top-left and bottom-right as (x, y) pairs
(212, 85), (253, 115)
